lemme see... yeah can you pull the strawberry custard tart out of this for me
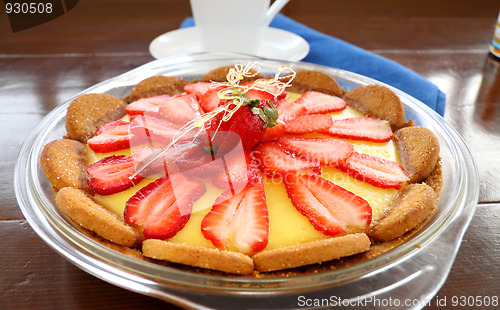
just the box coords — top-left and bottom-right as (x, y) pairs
(40, 62), (441, 276)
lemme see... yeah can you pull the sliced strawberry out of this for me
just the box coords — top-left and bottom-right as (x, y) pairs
(284, 174), (372, 236)
(124, 174), (206, 240)
(284, 114), (333, 135)
(253, 141), (320, 179)
(261, 120), (285, 141)
(212, 151), (260, 192)
(259, 81), (287, 101)
(87, 155), (143, 195)
(278, 137), (354, 166)
(244, 80), (287, 102)
(276, 98), (307, 121)
(126, 95), (171, 117)
(87, 120), (132, 153)
(201, 180), (269, 255)
(339, 152), (409, 189)
(131, 146), (166, 176)
(184, 82), (214, 100)
(158, 94), (201, 126)
(131, 140), (201, 177)
(246, 88), (286, 104)
(174, 141), (223, 178)
(327, 117), (393, 142)
(246, 88), (275, 101)
(129, 115), (192, 146)
(198, 86), (226, 112)
(296, 91), (347, 114)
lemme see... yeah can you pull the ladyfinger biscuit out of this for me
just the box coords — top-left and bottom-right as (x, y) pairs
(142, 240), (255, 275)
(424, 161), (443, 195)
(66, 93), (127, 143)
(343, 85), (406, 130)
(127, 75), (189, 102)
(40, 139), (90, 192)
(394, 126), (440, 183)
(78, 227), (149, 262)
(55, 187), (142, 247)
(368, 183), (437, 241)
(253, 233), (371, 272)
(287, 69), (343, 97)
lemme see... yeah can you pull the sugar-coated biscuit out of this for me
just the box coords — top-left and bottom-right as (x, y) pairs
(66, 93), (127, 143)
(55, 187), (142, 247)
(287, 69), (344, 97)
(78, 227), (150, 262)
(40, 139), (90, 192)
(142, 240), (255, 275)
(343, 85), (406, 130)
(368, 183), (437, 241)
(424, 161), (443, 195)
(127, 75), (189, 103)
(253, 233), (371, 272)
(394, 126), (440, 183)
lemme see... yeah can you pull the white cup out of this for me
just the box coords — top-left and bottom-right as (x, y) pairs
(190, 0), (289, 54)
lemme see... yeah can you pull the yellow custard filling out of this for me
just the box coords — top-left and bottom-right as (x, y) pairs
(88, 100), (401, 252)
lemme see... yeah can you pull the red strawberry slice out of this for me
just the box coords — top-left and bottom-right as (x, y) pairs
(253, 141), (320, 179)
(339, 152), (409, 189)
(86, 155), (143, 195)
(246, 88), (275, 102)
(87, 120), (132, 153)
(158, 94), (201, 126)
(131, 146), (166, 176)
(276, 98), (307, 121)
(261, 121), (285, 142)
(258, 81), (287, 101)
(284, 174), (372, 236)
(131, 141), (201, 177)
(247, 88), (286, 103)
(174, 141), (223, 178)
(284, 114), (333, 135)
(296, 91), (347, 114)
(244, 80), (287, 102)
(126, 95), (171, 117)
(198, 86), (226, 112)
(277, 137), (354, 166)
(130, 115), (192, 146)
(184, 82), (214, 100)
(124, 173), (206, 240)
(212, 151), (260, 192)
(201, 180), (269, 255)
(327, 117), (393, 142)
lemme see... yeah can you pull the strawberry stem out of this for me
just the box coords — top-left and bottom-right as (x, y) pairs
(248, 99), (279, 128)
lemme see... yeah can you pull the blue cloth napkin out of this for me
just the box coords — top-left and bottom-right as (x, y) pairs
(180, 14), (446, 116)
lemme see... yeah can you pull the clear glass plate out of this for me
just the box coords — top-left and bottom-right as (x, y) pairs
(15, 53), (478, 309)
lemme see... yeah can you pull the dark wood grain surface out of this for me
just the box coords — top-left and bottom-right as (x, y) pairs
(1, 1), (499, 309)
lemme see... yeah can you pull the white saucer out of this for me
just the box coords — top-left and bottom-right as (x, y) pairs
(149, 27), (310, 61)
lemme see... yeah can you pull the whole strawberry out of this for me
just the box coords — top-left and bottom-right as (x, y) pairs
(208, 96), (279, 151)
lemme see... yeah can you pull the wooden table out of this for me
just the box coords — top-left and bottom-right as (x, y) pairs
(1, 0), (499, 309)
